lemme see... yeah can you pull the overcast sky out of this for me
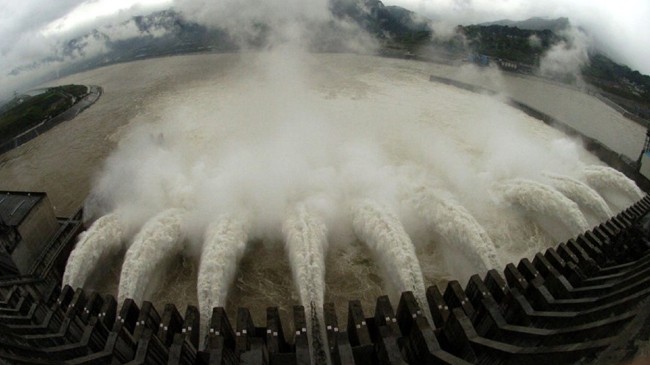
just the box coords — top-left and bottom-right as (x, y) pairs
(0, 0), (648, 97)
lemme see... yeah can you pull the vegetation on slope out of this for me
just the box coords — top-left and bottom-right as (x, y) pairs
(459, 25), (560, 66)
(584, 54), (650, 102)
(455, 23), (649, 116)
(0, 85), (88, 144)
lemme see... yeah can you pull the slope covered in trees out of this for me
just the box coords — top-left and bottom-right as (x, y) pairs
(0, 85), (88, 144)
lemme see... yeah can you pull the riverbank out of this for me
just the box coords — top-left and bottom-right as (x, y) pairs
(0, 85), (102, 155)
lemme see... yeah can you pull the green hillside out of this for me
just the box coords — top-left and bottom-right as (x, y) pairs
(0, 85), (87, 144)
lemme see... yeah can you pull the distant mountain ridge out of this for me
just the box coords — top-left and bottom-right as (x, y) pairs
(479, 17), (570, 33)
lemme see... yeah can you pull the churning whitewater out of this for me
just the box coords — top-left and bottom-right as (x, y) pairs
(63, 213), (125, 290)
(545, 173), (613, 223)
(197, 214), (249, 331)
(500, 179), (590, 239)
(406, 183), (500, 273)
(118, 209), (187, 304)
(351, 200), (428, 310)
(582, 165), (645, 202)
(283, 205), (330, 363)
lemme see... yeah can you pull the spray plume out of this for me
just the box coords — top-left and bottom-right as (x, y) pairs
(63, 213), (125, 289)
(118, 208), (187, 304)
(581, 165), (644, 201)
(197, 214), (249, 333)
(545, 173), (613, 222)
(69, 52), (646, 320)
(406, 184), (500, 272)
(283, 204), (330, 364)
(351, 200), (427, 311)
(500, 179), (590, 239)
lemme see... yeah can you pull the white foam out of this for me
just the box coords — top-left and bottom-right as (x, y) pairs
(351, 200), (427, 311)
(545, 173), (613, 222)
(406, 184), (500, 272)
(500, 179), (590, 239)
(118, 208), (186, 304)
(197, 214), (249, 334)
(582, 165), (644, 201)
(63, 213), (124, 289)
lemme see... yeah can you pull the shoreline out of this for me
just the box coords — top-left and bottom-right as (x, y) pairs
(0, 85), (103, 156)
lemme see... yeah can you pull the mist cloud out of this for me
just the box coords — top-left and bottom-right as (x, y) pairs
(29, 0), (643, 338)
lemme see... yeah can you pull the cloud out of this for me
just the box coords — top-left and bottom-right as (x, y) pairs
(0, 0), (379, 99)
(538, 26), (590, 79)
(0, 1), (174, 99)
(174, 0), (331, 31)
(0, 1), (82, 71)
(0, 1), (168, 69)
(174, 0), (325, 47)
(528, 34), (542, 49)
(42, 0), (172, 35)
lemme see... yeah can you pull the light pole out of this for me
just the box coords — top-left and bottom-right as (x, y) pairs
(636, 129), (650, 171)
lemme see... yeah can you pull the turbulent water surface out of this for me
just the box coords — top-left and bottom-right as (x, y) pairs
(0, 53), (643, 333)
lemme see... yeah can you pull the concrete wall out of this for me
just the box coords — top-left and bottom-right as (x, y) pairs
(641, 154), (650, 179)
(12, 198), (59, 273)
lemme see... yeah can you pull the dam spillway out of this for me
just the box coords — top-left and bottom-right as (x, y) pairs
(1, 192), (650, 364)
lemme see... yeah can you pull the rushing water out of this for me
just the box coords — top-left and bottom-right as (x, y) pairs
(0, 53), (643, 334)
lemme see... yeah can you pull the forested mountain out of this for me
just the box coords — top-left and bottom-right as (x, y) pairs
(456, 22), (649, 109)
(479, 17), (570, 33)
